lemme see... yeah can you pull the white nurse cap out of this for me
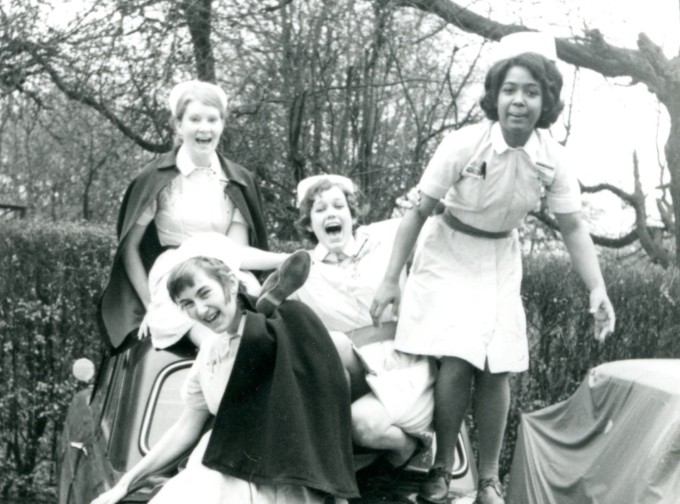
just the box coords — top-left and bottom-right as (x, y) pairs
(168, 80), (228, 117)
(296, 174), (355, 207)
(493, 32), (557, 63)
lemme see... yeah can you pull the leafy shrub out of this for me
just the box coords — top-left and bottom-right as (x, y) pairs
(0, 221), (114, 500)
(3, 221), (680, 498)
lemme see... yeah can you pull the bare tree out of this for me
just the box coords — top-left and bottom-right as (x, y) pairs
(379, 0), (679, 265)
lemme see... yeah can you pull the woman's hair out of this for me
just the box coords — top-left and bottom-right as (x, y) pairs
(173, 82), (227, 121)
(295, 177), (360, 244)
(167, 256), (241, 304)
(479, 52), (564, 128)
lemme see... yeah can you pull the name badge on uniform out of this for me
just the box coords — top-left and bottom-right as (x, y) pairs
(462, 160), (487, 179)
(535, 161), (555, 187)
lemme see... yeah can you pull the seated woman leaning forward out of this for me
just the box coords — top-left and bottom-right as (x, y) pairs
(259, 175), (436, 469)
(91, 255), (358, 504)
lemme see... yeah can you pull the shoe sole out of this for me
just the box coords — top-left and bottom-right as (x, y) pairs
(256, 251), (311, 315)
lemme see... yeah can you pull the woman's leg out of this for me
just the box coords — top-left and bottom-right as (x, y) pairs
(420, 356), (474, 503)
(432, 357), (475, 469)
(473, 369), (510, 503)
(327, 331), (371, 401)
(352, 394), (417, 466)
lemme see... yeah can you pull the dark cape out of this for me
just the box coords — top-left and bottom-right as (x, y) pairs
(203, 296), (359, 499)
(98, 149), (268, 349)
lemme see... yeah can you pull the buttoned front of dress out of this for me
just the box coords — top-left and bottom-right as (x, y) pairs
(395, 122), (582, 373)
(136, 145), (246, 247)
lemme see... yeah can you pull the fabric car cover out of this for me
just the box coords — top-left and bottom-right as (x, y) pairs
(507, 359), (680, 504)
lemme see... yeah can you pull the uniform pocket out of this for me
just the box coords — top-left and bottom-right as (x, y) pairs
(455, 171), (485, 210)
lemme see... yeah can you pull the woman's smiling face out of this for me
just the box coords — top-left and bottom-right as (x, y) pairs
(175, 100), (224, 158)
(176, 269), (238, 334)
(309, 185), (355, 253)
(496, 65), (543, 147)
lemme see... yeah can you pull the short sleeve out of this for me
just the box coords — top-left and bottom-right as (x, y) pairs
(136, 198), (157, 226)
(419, 132), (463, 200)
(545, 147), (582, 214)
(180, 360), (209, 410)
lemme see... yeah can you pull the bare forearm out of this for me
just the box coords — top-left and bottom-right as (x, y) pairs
(383, 199), (434, 282)
(557, 213), (605, 291)
(118, 409), (207, 491)
(122, 224), (152, 308)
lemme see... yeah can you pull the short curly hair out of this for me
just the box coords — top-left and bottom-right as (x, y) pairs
(295, 178), (360, 244)
(479, 52), (564, 129)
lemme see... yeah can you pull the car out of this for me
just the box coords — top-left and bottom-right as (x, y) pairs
(58, 336), (478, 504)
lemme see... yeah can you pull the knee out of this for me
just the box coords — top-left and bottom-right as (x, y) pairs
(439, 358), (474, 385)
(329, 331), (354, 366)
(352, 411), (385, 447)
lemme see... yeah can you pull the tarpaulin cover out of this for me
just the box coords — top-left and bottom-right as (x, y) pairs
(507, 359), (680, 504)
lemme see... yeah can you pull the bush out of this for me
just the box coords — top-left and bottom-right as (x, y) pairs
(0, 221), (114, 500)
(3, 221), (680, 498)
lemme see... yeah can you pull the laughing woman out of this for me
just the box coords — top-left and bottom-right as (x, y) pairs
(99, 80), (290, 350)
(91, 255), (357, 504)
(261, 175), (435, 470)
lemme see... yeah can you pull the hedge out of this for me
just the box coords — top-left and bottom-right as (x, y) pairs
(0, 221), (114, 500)
(2, 220), (680, 500)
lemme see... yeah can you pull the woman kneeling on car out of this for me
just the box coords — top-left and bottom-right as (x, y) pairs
(91, 255), (358, 504)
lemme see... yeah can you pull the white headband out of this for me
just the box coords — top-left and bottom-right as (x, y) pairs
(492, 32), (557, 63)
(296, 175), (355, 207)
(168, 80), (228, 118)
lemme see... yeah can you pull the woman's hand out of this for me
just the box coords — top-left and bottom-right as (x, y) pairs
(91, 480), (129, 504)
(137, 314), (150, 339)
(370, 280), (401, 327)
(589, 286), (615, 342)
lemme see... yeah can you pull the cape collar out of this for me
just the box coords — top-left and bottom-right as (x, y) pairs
(154, 148), (248, 186)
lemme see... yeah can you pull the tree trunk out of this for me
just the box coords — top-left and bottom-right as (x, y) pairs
(181, 0), (216, 82)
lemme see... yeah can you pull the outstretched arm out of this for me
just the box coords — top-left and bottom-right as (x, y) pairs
(91, 407), (210, 504)
(556, 211), (615, 342)
(370, 194), (439, 325)
(227, 221), (289, 271)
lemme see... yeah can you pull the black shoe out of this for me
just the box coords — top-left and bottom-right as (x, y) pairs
(417, 466), (453, 504)
(256, 250), (311, 316)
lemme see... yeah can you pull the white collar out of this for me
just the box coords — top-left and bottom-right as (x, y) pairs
(312, 235), (361, 262)
(176, 144), (223, 178)
(490, 122), (541, 164)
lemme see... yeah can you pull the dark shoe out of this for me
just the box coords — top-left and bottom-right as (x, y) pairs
(474, 477), (504, 504)
(256, 250), (311, 316)
(392, 434), (432, 471)
(417, 466), (453, 504)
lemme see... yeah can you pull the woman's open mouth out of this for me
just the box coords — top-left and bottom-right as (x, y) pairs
(324, 222), (343, 236)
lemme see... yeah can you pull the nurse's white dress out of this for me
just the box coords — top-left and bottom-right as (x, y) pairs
(292, 219), (435, 435)
(395, 122), (582, 373)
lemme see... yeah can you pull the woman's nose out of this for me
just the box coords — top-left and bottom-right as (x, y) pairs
(194, 301), (208, 317)
(511, 92), (526, 105)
